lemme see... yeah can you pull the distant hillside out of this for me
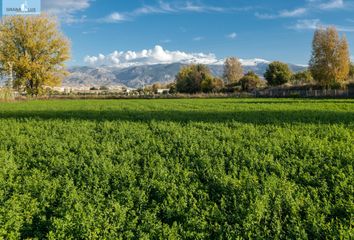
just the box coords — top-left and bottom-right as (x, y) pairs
(64, 61), (306, 88)
(0, 61), (306, 88)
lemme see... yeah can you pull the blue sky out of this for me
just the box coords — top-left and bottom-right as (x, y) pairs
(4, 0), (354, 66)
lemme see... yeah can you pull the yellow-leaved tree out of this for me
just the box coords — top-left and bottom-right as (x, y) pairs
(309, 27), (350, 88)
(0, 15), (70, 95)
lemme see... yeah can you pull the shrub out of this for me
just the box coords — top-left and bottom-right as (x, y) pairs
(201, 77), (224, 93)
(99, 86), (109, 91)
(292, 70), (314, 85)
(0, 88), (14, 101)
(239, 71), (261, 91)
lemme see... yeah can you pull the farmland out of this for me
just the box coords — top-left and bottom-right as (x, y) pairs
(0, 99), (353, 239)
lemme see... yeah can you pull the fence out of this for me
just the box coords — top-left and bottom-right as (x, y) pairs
(4, 89), (354, 100)
(255, 89), (354, 98)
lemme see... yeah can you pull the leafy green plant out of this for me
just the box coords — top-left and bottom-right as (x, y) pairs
(0, 99), (352, 239)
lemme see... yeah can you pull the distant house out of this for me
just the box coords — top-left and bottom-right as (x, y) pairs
(156, 89), (170, 94)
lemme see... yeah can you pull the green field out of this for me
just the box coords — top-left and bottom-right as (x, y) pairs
(0, 99), (353, 239)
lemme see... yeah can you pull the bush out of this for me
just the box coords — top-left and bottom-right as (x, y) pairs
(167, 83), (177, 94)
(0, 88), (14, 101)
(239, 71), (261, 91)
(99, 86), (109, 91)
(292, 70), (313, 85)
(264, 61), (293, 86)
(201, 77), (224, 93)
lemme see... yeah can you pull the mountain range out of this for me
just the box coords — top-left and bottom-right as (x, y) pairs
(0, 59), (306, 88)
(64, 59), (306, 89)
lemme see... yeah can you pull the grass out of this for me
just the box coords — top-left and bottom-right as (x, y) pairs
(0, 99), (353, 239)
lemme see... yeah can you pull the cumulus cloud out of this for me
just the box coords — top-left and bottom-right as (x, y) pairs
(84, 46), (272, 68)
(84, 45), (221, 67)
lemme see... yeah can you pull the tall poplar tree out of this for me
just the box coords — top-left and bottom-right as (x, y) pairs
(309, 27), (350, 88)
(223, 57), (243, 84)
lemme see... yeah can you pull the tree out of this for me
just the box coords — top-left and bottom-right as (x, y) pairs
(239, 71), (261, 91)
(201, 77), (224, 93)
(223, 57), (243, 84)
(309, 27), (350, 88)
(176, 64), (214, 93)
(99, 86), (109, 91)
(292, 70), (314, 85)
(349, 63), (354, 80)
(0, 15), (70, 95)
(264, 61), (293, 86)
(167, 82), (177, 94)
(152, 83), (162, 93)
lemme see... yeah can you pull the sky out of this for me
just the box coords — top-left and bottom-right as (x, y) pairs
(2, 0), (354, 66)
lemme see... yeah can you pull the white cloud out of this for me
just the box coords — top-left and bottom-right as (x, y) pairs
(291, 19), (321, 30)
(290, 19), (354, 32)
(84, 45), (272, 68)
(319, 0), (344, 9)
(42, 0), (90, 13)
(279, 8), (307, 17)
(226, 32), (237, 39)
(255, 13), (276, 20)
(101, 1), (252, 23)
(193, 36), (204, 41)
(256, 0), (347, 21)
(104, 12), (127, 23)
(42, 0), (91, 23)
(256, 8), (307, 19)
(181, 2), (225, 12)
(84, 45), (221, 67)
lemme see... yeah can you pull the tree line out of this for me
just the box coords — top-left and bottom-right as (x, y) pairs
(174, 27), (353, 94)
(0, 15), (352, 96)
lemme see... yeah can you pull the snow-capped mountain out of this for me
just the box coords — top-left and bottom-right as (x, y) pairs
(64, 59), (305, 88)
